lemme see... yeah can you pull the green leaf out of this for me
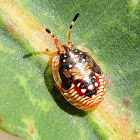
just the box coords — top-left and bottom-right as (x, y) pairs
(0, 0), (140, 140)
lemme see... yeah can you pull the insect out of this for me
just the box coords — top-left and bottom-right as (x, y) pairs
(44, 13), (105, 111)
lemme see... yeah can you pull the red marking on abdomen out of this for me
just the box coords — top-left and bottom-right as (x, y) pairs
(74, 86), (84, 96)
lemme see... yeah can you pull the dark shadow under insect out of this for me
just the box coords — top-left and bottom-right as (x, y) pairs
(44, 65), (87, 117)
(23, 53), (87, 117)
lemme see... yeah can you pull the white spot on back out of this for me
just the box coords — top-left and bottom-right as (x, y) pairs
(77, 83), (80, 87)
(82, 59), (85, 62)
(95, 82), (98, 86)
(88, 85), (93, 90)
(81, 89), (86, 93)
(92, 94), (96, 98)
(71, 84), (75, 88)
(69, 64), (72, 68)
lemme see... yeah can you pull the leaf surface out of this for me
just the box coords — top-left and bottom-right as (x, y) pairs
(0, 0), (140, 140)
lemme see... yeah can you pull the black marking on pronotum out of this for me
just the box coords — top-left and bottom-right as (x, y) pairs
(59, 50), (74, 89)
(72, 49), (81, 54)
(60, 52), (70, 65)
(59, 66), (74, 90)
(83, 54), (90, 62)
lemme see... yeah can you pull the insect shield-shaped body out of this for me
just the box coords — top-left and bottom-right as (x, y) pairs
(45, 13), (105, 111)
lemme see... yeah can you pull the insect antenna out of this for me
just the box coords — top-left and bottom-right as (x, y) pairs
(46, 28), (60, 51)
(68, 13), (79, 45)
